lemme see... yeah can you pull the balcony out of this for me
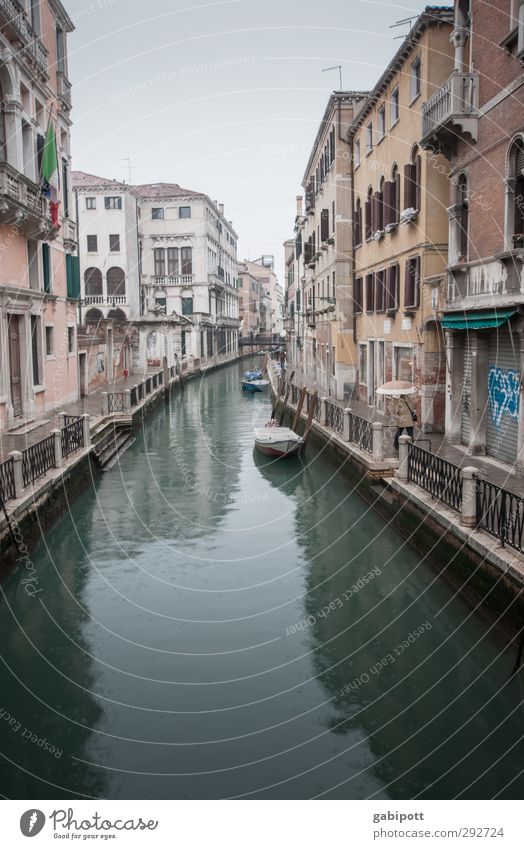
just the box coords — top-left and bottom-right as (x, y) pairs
(0, 0), (48, 76)
(57, 71), (72, 111)
(83, 296), (128, 306)
(152, 275), (193, 287)
(421, 71), (479, 157)
(0, 162), (55, 238)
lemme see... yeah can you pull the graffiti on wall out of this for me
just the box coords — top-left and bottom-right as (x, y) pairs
(488, 366), (520, 430)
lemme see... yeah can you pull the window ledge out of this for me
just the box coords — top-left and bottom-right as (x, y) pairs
(33, 385), (46, 394)
(377, 134), (386, 145)
(500, 26), (518, 50)
(390, 119), (399, 131)
(409, 91), (422, 107)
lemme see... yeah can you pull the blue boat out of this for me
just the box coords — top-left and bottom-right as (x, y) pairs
(242, 379), (270, 393)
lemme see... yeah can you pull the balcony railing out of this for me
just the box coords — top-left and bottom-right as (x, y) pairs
(153, 275), (193, 287)
(421, 71), (479, 151)
(83, 296), (128, 306)
(57, 71), (72, 110)
(0, 161), (53, 237)
(0, 0), (48, 76)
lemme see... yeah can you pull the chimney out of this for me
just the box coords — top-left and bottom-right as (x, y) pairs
(219, 203), (224, 215)
(296, 195), (303, 217)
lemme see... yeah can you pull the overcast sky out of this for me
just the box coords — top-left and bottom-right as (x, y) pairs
(67, 0), (424, 283)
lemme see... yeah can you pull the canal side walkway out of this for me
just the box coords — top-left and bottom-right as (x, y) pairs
(270, 363), (524, 634)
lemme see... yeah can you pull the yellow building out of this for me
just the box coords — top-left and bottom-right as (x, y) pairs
(351, 7), (454, 430)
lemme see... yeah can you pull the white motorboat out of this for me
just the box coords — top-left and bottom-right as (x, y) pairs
(254, 424), (304, 458)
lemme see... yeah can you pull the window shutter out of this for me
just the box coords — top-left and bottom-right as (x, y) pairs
(414, 256), (421, 307)
(517, 144), (524, 176)
(383, 182), (391, 227)
(365, 199), (372, 239)
(42, 243), (51, 293)
(404, 260), (412, 307)
(404, 163), (416, 209)
(321, 209), (329, 242)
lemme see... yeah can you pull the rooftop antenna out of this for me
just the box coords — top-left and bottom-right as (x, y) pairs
(322, 65), (343, 90)
(121, 157), (135, 184)
(390, 15), (418, 39)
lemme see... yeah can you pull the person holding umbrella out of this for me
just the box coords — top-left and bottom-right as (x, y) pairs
(375, 380), (418, 450)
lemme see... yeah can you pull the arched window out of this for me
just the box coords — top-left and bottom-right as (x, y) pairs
(106, 267), (125, 296)
(365, 186), (373, 239)
(506, 137), (524, 246)
(107, 308), (126, 322)
(392, 163), (401, 222)
(85, 308), (103, 324)
(354, 197), (362, 247)
(376, 176), (385, 232)
(84, 267), (102, 295)
(404, 148), (421, 211)
(457, 174), (469, 259)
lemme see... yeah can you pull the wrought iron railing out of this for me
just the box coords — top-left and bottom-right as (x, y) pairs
(22, 436), (56, 488)
(61, 419), (84, 459)
(62, 414), (81, 427)
(0, 457), (15, 503)
(108, 393), (126, 414)
(408, 443), (463, 513)
(348, 412), (372, 454)
(326, 400), (344, 434)
(476, 479), (524, 554)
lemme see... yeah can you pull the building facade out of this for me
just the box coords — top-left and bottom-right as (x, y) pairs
(292, 91), (369, 400)
(422, 0), (524, 466)
(237, 260), (265, 336)
(0, 0), (78, 433)
(239, 257), (283, 337)
(352, 7), (454, 430)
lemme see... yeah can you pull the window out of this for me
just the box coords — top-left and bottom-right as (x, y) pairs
(457, 174), (469, 259)
(366, 122), (373, 153)
(391, 86), (399, 126)
(386, 264), (399, 311)
(30, 316), (42, 386)
(374, 182), (384, 233)
(104, 196), (122, 210)
(87, 235), (97, 253)
(155, 296), (167, 314)
(68, 326), (75, 354)
(404, 256), (421, 309)
(354, 138), (361, 168)
(45, 326), (53, 357)
(62, 160), (69, 217)
(378, 105), (386, 141)
(359, 344), (368, 385)
(365, 187), (373, 240)
(152, 208), (164, 220)
(410, 57), (421, 102)
(154, 248), (165, 277)
(107, 267), (125, 297)
(395, 346), (413, 383)
(376, 270), (385, 312)
(109, 234), (120, 252)
(404, 151), (421, 211)
(181, 246), (192, 275)
(167, 247), (179, 276)
(42, 243), (51, 294)
(508, 138), (524, 242)
(86, 197), (96, 210)
(179, 206), (191, 218)
(56, 26), (66, 73)
(320, 208), (329, 242)
(182, 296), (194, 315)
(366, 273), (375, 312)
(84, 267), (102, 295)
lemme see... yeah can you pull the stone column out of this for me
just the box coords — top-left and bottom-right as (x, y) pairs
(445, 331), (463, 445)
(52, 429), (63, 467)
(124, 390), (132, 413)
(372, 422), (384, 461)
(461, 467), (478, 528)
(396, 434), (412, 482)
(469, 331), (488, 456)
(82, 414), (91, 448)
(320, 398), (328, 427)
(343, 408), (351, 442)
(10, 451), (24, 499)
(101, 392), (108, 416)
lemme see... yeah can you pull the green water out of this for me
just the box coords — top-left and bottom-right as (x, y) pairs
(0, 360), (523, 799)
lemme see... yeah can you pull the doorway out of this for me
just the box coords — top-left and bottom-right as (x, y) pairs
(8, 315), (23, 418)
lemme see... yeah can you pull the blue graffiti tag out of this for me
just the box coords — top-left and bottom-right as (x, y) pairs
(488, 366), (520, 430)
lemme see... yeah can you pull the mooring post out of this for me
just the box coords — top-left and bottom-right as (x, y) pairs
(461, 467), (478, 529)
(52, 429), (63, 468)
(397, 434), (412, 482)
(372, 422), (385, 461)
(82, 414), (91, 448)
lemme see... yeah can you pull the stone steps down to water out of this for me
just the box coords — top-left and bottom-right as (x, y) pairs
(91, 421), (135, 470)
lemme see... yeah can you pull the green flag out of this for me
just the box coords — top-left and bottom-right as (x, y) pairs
(41, 120), (59, 199)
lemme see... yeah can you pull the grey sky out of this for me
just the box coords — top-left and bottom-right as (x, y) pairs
(68, 0), (424, 283)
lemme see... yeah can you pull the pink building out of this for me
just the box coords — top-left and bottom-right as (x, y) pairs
(0, 1), (78, 434)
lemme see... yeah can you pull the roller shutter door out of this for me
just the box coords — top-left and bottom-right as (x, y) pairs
(461, 337), (472, 446)
(486, 329), (520, 465)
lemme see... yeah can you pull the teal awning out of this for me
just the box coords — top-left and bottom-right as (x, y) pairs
(442, 309), (517, 330)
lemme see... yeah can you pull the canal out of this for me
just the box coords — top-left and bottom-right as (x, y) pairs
(0, 359), (523, 800)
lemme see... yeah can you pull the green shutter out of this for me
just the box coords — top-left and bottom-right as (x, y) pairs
(42, 243), (51, 294)
(66, 254), (80, 299)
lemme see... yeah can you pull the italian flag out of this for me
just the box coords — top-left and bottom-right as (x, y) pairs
(41, 120), (60, 226)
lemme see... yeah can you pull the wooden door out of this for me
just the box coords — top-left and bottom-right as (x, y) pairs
(8, 315), (23, 418)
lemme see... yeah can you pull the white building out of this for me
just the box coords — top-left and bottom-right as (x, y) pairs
(72, 174), (240, 371)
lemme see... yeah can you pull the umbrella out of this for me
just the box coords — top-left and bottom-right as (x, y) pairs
(376, 380), (417, 397)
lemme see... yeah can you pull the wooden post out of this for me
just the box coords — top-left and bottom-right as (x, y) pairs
(279, 371), (295, 426)
(302, 390), (318, 449)
(292, 387), (307, 432)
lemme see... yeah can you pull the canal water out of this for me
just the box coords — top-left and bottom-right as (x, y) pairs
(1, 359), (523, 800)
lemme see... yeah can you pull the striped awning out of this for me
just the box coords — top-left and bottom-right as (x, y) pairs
(442, 309), (517, 330)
